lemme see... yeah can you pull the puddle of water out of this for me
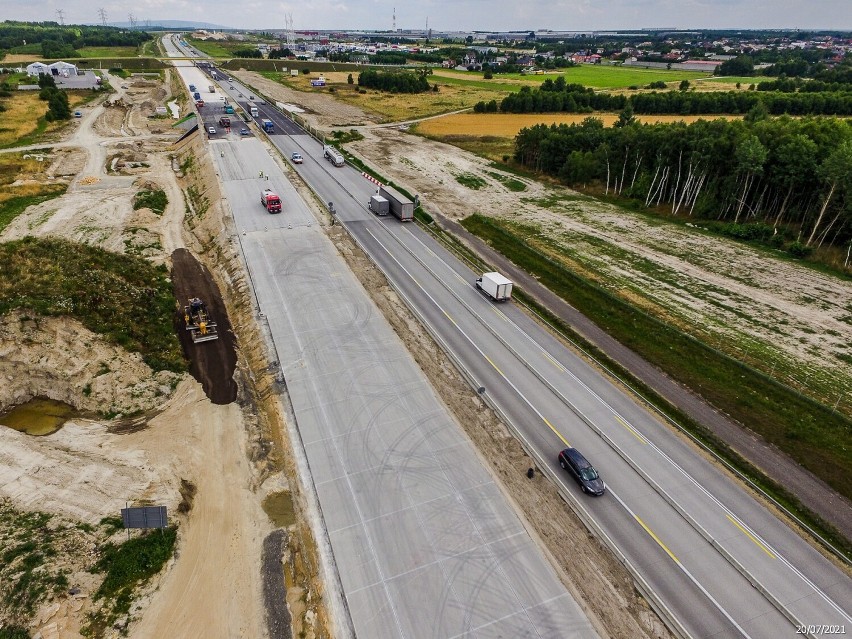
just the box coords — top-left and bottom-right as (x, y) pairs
(0, 398), (76, 436)
(262, 491), (296, 528)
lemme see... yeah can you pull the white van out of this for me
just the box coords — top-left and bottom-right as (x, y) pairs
(250, 106), (258, 117)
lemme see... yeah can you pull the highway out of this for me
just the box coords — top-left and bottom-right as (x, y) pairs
(166, 36), (852, 638)
(162, 35), (599, 638)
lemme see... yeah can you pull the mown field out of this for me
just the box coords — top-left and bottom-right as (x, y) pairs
(187, 38), (275, 58)
(77, 46), (139, 58)
(435, 64), (710, 89)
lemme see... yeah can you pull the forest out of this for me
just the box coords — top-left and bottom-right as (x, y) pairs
(0, 22), (150, 58)
(491, 82), (852, 116)
(513, 116), (852, 254)
(357, 69), (433, 93)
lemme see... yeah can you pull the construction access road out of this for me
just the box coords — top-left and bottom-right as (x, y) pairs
(224, 101), (852, 639)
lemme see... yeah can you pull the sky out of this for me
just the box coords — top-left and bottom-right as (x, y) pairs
(2, 0), (850, 32)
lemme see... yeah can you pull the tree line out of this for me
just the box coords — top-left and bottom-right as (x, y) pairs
(357, 69), (432, 93)
(513, 116), (852, 254)
(486, 83), (852, 116)
(0, 22), (150, 57)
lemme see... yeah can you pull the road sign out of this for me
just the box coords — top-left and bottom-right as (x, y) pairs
(121, 505), (168, 529)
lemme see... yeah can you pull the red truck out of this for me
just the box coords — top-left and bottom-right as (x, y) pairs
(260, 189), (282, 213)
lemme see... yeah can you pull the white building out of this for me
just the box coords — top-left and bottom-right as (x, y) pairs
(26, 61), (79, 77)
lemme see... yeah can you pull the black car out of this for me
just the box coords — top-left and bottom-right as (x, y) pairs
(558, 448), (606, 496)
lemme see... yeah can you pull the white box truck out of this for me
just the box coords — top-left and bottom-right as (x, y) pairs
(368, 195), (389, 216)
(250, 106), (258, 117)
(378, 185), (414, 222)
(475, 272), (513, 302)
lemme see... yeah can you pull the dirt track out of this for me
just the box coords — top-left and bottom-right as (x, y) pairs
(171, 248), (238, 405)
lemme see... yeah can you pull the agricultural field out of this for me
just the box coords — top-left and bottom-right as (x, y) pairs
(415, 112), (742, 160)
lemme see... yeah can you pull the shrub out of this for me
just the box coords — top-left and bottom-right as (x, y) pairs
(786, 241), (813, 258)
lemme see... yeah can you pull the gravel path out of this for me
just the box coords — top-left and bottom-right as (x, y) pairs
(262, 530), (292, 639)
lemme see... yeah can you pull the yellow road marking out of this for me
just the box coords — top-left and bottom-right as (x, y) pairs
(491, 307), (508, 321)
(542, 350), (566, 372)
(443, 310), (457, 326)
(543, 418), (570, 446)
(615, 415), (647, 444)
(484, 355), (504, 376)
(726, 515), (776, 559)
(635, 516), (680, 563)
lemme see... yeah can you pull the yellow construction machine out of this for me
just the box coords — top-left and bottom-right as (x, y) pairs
(183, 297), (219, 343)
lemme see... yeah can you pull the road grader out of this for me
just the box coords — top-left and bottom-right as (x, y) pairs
(183, 297), (219, 343)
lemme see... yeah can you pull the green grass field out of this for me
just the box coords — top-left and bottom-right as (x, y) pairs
(437, 64), (711, 90)
(76, 46), (139, 58)
(186, 38), (268, 58)
(186, 38), (234, 58)
(702, 76), (759, 85)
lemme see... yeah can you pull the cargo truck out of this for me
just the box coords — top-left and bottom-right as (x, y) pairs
(378, 185), (414, 222)
(261, 119), (274, 133)
(323, 145), (345, 167)
(218, 116), (231, 128)
(224, 105), (234, 114)
(475, 272), (513, 302)
(368, 195), (389, 216)
(250, 106), (258, 117)
(260, 189), (282, 213)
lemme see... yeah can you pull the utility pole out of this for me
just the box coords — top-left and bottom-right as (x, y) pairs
(56, 9), (65, 26)
(98, 8), (107, 26)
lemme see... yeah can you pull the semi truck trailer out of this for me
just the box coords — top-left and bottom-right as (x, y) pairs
(378, 185), (414, 222)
